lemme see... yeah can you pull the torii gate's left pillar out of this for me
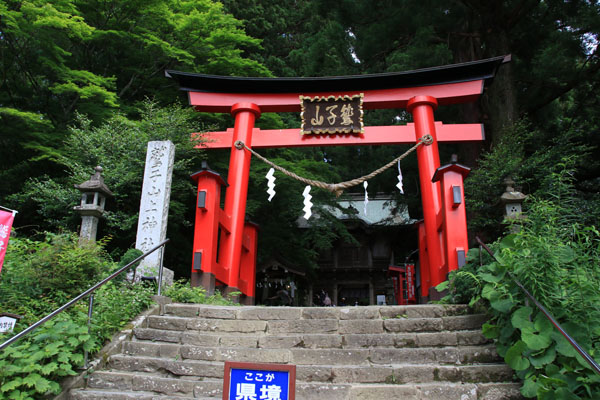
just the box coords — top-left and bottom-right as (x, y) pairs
(190, 103), (260, 304)
(221, 103), (260, 298)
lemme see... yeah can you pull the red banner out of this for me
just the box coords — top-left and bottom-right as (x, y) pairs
(0, 210), (16, 274)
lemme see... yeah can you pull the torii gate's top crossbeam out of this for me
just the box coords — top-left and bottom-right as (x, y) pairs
(166, 55), (509, 113)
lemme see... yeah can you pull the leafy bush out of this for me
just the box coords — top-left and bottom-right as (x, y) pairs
(466, 121), (599, 240)
(88, 282), (155, 348)
(0, 316), (96, 399)
(0, 233), (109, 325)
(0, 231), (157, 397)
(440, 174), (600, 398)
(110, 248), (143, 284)
(436, 258), (482, 308)
(0, 231), (242, 399)
(164, 280), (239, 305)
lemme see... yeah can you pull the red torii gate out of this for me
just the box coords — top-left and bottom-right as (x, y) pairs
(166, 55), (508, 304)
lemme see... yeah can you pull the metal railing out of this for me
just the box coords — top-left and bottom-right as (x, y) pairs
(476, 236), (600, 375)
(0, 239), (170, 364)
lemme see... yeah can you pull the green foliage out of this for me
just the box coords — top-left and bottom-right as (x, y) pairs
(0, 232), (160, 396)
(0, 0), (269, 127)
(8, 101), (206, 274)
(439, 173), (600, 398)
(466, 119), (599, 239)
(89, 281), (155, 346)
(163, 280), (239, 305)
(0, 0), (271, 211)
(110, 248), (143, 284)
(0, 317), (96, 399)
(0, 233), (108, 324)
(117, 248), (144, 268)
(434, 262), (482, 309)
(0, 229), (234, 400)
(464, 122), (527, 236)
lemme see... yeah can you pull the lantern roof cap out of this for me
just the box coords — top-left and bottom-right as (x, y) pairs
(74, 166), (114, 197)
(432, 154), (471, 182)
(166, 55), (510, 94)
(501, 177), (527, 203)
(190, 161), (228, 186)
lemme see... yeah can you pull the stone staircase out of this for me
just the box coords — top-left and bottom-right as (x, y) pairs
(67, 304), (523, 400)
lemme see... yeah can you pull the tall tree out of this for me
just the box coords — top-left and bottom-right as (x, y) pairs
(0, 0), (269, 201)
(219, 0), (600, 241)
(8, 101), (208, 274)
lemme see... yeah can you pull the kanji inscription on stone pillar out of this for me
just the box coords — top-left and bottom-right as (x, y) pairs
(135, 141), (175, 282)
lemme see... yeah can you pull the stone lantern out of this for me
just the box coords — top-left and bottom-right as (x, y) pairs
(74, 166), (113, 243)
(501, 177), (527, 220)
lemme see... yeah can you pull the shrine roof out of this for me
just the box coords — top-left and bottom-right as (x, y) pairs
(165, 55), (509, 94)
(297, 194), (415, 229)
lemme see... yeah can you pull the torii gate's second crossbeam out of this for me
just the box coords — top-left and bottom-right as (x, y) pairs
(196, 123), (484, 149)
(166, 55), (509, 304)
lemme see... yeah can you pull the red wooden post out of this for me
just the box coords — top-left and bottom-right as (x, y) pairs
(432, 156), (471, 274)
(406, 264), (417, 304)
(407, 96), (445, 294)
(190, 165), (227, 292)
(238, 221), (259, 304)
(417, 221), (431, 297)
(221, 103), (261, 295)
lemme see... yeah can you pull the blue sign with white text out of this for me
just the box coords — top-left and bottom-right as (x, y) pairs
(228, 367), (290, 400)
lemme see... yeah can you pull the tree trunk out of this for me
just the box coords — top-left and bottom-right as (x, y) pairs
(482, 30), (518, 149)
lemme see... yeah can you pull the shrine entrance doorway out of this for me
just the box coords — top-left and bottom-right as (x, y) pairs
(167, 56), (509, 304)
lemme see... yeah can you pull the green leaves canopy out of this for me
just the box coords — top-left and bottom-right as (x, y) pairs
(0, 0), (269, 198)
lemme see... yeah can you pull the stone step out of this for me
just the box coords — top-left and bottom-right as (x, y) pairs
(109, 355), (224, 378)
(108, 354), (514, 384)
(79, 371), (522, 399)
(69, 388), (209, 400)
(297, 382), (524, 400)
(301, 363), (514, 384)
(121, 340), (501, 364)
(134, 327), (490, 348)
(145, 314), (488, 334)
(164, 304), (471, 320)
(122, 342), (291, 363)
(85, 371), (219, 397)
(66, 304), (523, 399)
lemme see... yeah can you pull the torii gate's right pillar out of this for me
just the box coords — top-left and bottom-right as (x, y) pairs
(407, 96), (446, 297)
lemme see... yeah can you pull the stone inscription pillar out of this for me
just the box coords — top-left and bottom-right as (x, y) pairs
(135, 141), (175, 282)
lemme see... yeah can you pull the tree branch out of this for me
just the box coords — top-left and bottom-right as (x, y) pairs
(118, 74), (138, 98)
(507, 0), (541, 30)
(526, 60), (600, 112)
